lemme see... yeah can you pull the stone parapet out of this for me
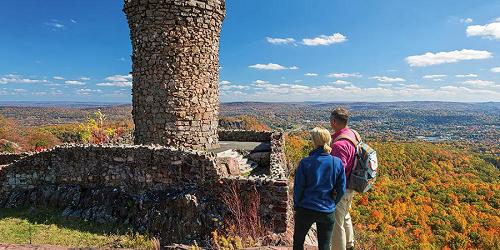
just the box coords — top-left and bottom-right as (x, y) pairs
(0, 144), (220, 196)
(0, 129), (290, 245)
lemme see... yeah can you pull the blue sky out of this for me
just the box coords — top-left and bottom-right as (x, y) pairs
(0, 0), (499, 103)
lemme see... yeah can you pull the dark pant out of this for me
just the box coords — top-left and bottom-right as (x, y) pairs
(293, 207), (335, 250)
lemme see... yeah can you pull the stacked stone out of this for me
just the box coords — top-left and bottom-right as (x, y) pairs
(124, 0), (226, 150)
(0, 129), (292, 243)
(0, 152), (30, 165)
(218, 129), (273, 142)
(0, 144), (221, 196)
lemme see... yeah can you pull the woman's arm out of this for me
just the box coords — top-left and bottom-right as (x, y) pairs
(334, 160), (346, 204)
(293, 160), (306, 209)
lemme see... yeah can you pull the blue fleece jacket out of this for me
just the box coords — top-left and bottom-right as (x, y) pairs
(293, 147), (346, 213)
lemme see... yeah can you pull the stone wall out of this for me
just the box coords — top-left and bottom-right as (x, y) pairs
(124, 0), (226, 150)
(0, 145), (220, 196)
(219, 130), (272, 142)
(1, 184), (223, 245)
(0, 132), (291, 245)
(218, 130), (287, 178)
(0, 153), (29, 165)
(217, 177), (289, 233)
(217, 130), (289, 233)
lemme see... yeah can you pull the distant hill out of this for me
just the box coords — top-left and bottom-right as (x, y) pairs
(0, 101), (498, 156)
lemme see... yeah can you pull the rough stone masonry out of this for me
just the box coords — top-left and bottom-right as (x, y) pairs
(124, 0), (226, 150)
(0, 131), (291, 244)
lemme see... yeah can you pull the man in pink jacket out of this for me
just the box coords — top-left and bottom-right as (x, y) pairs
(330, 107), (358, 250)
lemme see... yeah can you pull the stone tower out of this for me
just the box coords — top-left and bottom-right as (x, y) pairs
(124, 0), (226, 150)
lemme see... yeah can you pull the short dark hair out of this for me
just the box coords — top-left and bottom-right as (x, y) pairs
(330, 107), (350, 125)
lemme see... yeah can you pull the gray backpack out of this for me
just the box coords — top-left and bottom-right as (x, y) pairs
(333, 129), (378, 193)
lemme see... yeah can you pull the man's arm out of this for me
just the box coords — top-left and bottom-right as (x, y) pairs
(293, 161), (306, 209)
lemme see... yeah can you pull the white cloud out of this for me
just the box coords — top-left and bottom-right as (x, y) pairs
(65, 80), (85, 85)
(222, 81), (499, 102)
(249, 63), (297, 70)
(491, 67), (500, 73)
(423, 74), (447, 79)
(96, 82), (132, 87)
(220, 80), (231, 85)
(455, 74), (478, 78)
(422, 75), (446, 81)
(221, 90), (246, 96)
(70, 19), (77, 24)
(105, 74), (132, 82)
(378, 83), (393, 87)
(460, 18), (474, 24)
(466, 20), (500, 40)
(13, 89), (28, 93)
(44, 20), (65, 29)
(254, 80), (270, 84)
(439, 86), (498, 97)
(405, 49), (493, 67)
(0, 74), (48, 84)
(80, 77), (91, 81)
(302, 33), (347, 46)
(221, 84), (250, 90)
(398, 84), (421, 89)
(50, 90), (63, 96)
(76, 88), (102, 95)
(97, 74), (132, 87)
(327, 72), (362, 78)
(53, 76), (65, 80)
(463, 79), (496, 87)
(371, 76), (406, 82)
(332, 80), (351, 85)
(266, 37), (295, 45)
(305, 73), (318, 76)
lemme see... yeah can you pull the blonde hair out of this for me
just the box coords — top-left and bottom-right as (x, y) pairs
(310, 127), (332, 153)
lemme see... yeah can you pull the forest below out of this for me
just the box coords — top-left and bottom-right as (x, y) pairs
(286, 133), (499, 249)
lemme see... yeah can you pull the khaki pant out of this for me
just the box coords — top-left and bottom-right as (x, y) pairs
(331, 189), (355, 250)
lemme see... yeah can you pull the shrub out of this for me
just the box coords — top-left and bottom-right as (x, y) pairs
(212, 182), (271, 249)
(78, 110), (126, 144)
(25, 129), (60, 151)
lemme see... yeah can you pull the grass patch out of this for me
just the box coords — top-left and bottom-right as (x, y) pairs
(0, 207), (154, 249)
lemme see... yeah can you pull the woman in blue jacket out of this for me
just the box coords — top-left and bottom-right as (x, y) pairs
(293, 127), (346, 250)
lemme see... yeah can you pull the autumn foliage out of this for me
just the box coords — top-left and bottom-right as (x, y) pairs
(219, 115), (271, 131)
(0, 111), (133, 153)
(285, 136), (500, 249)
(0, 115), (60, 152)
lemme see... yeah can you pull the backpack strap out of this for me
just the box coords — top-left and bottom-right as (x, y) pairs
(350, 129), (362, 143)
(333, 128), (361, 147)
